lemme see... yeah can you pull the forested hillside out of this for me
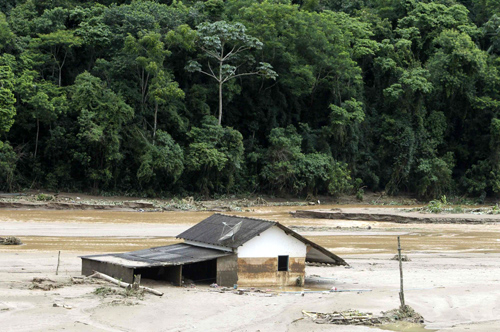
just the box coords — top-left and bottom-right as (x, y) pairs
(1, 0), (500, 200)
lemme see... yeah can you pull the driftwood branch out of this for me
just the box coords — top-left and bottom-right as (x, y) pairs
(89, 271), (163, 296)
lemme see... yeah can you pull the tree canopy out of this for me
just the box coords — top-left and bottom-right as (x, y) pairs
(1, 0), (500, 201)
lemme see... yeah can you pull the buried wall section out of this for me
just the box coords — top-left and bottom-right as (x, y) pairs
(216, 254), (238, 287)
(237, 257), (305, 286)
(81, 258), (135, 283)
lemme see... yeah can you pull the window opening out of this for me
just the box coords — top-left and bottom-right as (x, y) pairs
(278, 255), (289, 271)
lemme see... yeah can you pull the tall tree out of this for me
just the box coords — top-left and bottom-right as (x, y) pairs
(186, 21), (277, 125)
(30, 30), (83, 86)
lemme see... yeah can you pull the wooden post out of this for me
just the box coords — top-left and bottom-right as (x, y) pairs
(56, 251), (61, 275)
(397, 236), (405, 310)
(133, 274), (141, 290)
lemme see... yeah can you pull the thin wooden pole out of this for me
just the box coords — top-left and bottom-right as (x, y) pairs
(398, 236), (405, 309)
(133, 274), (141, 290)
(56, 251), (61, 275)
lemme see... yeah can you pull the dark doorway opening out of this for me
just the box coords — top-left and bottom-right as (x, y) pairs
(278, 255), (289, 271)
(182, 259), (217, 284)
(135, 265), (182, 286)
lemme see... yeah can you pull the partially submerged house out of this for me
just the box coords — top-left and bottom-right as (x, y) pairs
(81, 214), (346, 287)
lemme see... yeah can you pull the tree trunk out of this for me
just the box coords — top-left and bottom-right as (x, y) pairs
(218, 57), (223, 126)
(34, 118), (40, 159)
(218, 81), (223, 126)
(153, 100), (158, 145)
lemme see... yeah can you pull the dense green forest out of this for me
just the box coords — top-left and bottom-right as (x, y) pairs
(1, 0), (500, 200)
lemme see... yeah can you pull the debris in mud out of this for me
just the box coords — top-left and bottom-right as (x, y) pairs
(0, 191), (312, 212)
(207, 287), (278, 297)
(109, 299), (140, 306)
(289, 225), (368, 232)
(88, 271), (163, 296)
(408, 202), (500, 215)
(0, 236), (22, 245)
(94, 286), (121, 297)
(53, 303), (72, 309)
(302, 305), (424, 326)
(382, 305), (424, 324)
(391, 254), (411, 262)
(306, 262), (336, 267)
(71, 276), (105, 285)
(30, 277), (65, 291)
(254, 197), (268, 205)
(93, 286), (145, 300)
(302, 309), (383, 325)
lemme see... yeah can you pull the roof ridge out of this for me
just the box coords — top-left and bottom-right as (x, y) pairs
(213, 213), (278, 224)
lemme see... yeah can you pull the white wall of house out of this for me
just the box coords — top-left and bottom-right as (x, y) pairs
(237, 226), (307, 258)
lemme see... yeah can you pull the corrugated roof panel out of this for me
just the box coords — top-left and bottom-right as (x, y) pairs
(81, 243), (232, 268)
(176, 214), (275, 249)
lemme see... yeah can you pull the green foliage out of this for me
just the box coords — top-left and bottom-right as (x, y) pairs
(416, 153), (455, 199)
(1, 0), (500, 199)
(72, 72), (133, 191)
(261, 126), (353, 195)
(327, 160), (353, 197)
(426, 200), (444, 214)
(0, 13), (15, 51)
(36, 193), (54, 201)
(185, 116), (244, 194)
(0, 65), (16, 133)
(261, 126), (304, 194)
(0, 141), (17, 191)
(187, 20), (277, 125)
(137, 130), (184, 185)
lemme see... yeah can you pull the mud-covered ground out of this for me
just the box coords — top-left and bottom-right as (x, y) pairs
(1, 204), (500, 331)
(1, 251), (499, 332)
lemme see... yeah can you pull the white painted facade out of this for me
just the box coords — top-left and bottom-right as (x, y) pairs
(237, 226), (307, 258)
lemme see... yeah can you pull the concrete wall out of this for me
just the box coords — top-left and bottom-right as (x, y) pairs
(237, 257), (305, 286)
(238, 226), (307, 257)
(81, 258), (135, 283)
(235, 226), (306, 286)
(216, 255), (238, 287)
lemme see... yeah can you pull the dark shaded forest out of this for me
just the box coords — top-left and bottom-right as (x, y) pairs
(1, 0), (500, 200)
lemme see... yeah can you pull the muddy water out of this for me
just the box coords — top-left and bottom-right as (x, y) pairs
(0, 210), (213, 224)
(2, 206), (500, 254)
(13, 236), (181, 253)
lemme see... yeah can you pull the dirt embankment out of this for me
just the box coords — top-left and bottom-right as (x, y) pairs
(0, 191), (422, 212)
(293, 208), (500, 224)
(0, 200), (156, 211)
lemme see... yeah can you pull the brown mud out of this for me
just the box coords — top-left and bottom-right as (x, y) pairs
(293, 208), (500, 224)
(2, 207), (500, 254)
(1, 202), (500, 331)
(0, 190), (421, 212)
